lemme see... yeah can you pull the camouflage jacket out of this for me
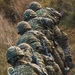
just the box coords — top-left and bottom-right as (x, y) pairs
(17, 30), (52, 53)
(17, 30), (65, 73)
(36, 7), (60, 25)
(28, 17), (54, 40)
(8, 62), (47, 75)
(28, 17), (54, 31)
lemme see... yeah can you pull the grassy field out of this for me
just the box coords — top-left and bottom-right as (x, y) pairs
(0, 14), (18, 75)
(0, 0), (75, 75)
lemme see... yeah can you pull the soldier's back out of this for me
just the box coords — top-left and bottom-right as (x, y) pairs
(10, 64), (38, 75)
(17, 30), (39, 45)
(36, 8), (50, 17)
(28, 17), (44, 32)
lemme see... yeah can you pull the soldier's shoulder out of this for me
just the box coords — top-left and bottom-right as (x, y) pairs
(36, 8), (47, 12)
(33, 30), (44, 36)
(36, 8), (49, 16)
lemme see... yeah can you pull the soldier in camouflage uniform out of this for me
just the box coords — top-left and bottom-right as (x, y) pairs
(23, 9), (64, 61)
(28, 1), (61, 25)
(16, 21), (66, 74)
(28, 1), (74, 69)
(6, 46), (48, 75)
(18, 43), (63, 75)
(23, 9), (67, 71)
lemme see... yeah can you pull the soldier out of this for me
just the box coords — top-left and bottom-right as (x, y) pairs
(23, 8), (65, 60)
(28, 1), (61, 25)
(23, 9), (67, 69)
(28, 1), (74, 69)
(18, 43), (63, 75)
(23, 9), (54, 38)
(6, 46), (48, 75)
(23, 9), (65, 59)
(16, 21), (66, 74)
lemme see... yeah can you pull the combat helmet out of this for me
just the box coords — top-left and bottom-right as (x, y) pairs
(6, 46), (24, 62)
(28, 1), (42, 11)
(23, 9), (37, 21)
(16, 21), (31, 35)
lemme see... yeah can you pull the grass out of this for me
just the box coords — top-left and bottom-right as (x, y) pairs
(0, 14), (18, 75)
(0, 0), (75, 75)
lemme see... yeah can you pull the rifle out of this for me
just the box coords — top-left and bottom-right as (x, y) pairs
(53, 39), (58, 47)
(31, 48), (48, 75)
(41, 38), (53, 60)
(41, 38), (49, 56)
(31, 48), (38, 65)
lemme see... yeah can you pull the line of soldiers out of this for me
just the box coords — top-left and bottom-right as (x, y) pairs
(6, 1), (74, 75)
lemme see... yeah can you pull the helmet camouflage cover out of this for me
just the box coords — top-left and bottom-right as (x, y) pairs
(28, 1), (42, 11)
(16, 21), (31, 34)
(23, 9), (37, 21)
(18, 43), (32, 52)
(6, 46), (24, 62)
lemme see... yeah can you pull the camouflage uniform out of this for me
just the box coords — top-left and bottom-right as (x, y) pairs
(16, 21), (65, 74)
(28, 1), (73, 69)
(23, 9), (65, 71)
(28, 2), (61, 25)
(23, 9), (64, 57)
(18, 43), (63, 75)
(6, 46), (47, 75)
(18, 43), (45, 66)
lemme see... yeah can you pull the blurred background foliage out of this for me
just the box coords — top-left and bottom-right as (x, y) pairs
(0, 0), (75, 26)
(0, 0), (75, 75)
